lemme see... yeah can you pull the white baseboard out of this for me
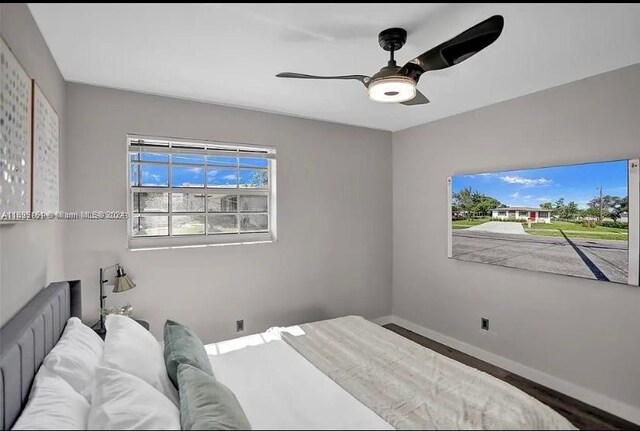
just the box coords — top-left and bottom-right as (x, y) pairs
(376, 315), (640, 425)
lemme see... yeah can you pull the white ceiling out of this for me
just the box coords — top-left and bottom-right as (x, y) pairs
(29, 3), (640, 132)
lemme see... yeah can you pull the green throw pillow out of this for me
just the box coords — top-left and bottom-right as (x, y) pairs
(164, 319), (214, 389)
(178, 363), (252, 430)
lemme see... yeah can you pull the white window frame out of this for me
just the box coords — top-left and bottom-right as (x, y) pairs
(126, 134), (277, 250)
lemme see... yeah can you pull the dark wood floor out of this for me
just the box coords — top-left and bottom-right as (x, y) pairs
(384, 324), (639, 431)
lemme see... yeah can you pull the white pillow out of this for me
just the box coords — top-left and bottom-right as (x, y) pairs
(102, 314), (178, 405)
(12, 367), (91, 430)
(88, 367), (180, 430)
(42, 317), (104, 400)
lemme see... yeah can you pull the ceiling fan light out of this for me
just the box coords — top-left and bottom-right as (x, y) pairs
(368, 76), (416, 103)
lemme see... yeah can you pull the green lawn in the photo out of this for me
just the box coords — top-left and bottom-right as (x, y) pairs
(524, 221), (628, 241)
(451, 218), (628, 241)
(524, 221), (627, 233)
(525, 229), (628, 241)
(451, 218), (490, 229)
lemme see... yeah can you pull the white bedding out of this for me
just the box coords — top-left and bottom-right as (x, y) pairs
(206, 319), (577, 431)
(205, 333), (394, 430)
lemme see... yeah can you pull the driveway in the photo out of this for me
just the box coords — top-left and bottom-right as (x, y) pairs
(452, 230), (628, 284)
(467, 221), (528, 235)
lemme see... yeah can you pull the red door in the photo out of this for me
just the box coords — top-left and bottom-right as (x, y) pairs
(529, 211), (536, 221)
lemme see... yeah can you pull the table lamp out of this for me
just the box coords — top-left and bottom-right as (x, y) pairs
(98, 264), (136, 333)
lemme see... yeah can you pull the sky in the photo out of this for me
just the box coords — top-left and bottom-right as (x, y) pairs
(452, 160), (628, 209)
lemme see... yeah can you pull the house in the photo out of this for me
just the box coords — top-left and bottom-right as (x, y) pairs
(491, 207), (552, 223)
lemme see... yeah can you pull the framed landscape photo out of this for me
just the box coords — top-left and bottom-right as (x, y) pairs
(447, 158), (639, 286)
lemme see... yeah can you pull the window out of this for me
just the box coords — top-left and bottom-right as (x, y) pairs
(497, 210), (507, 216)
(127, 135), (276, 249)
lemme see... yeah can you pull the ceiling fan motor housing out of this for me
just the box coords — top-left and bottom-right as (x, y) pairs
(378, 28), (407, 52)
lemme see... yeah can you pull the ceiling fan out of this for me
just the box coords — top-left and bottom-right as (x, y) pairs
(276, 15), (504, 105)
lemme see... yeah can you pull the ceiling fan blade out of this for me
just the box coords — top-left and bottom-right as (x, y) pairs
(400, 90), (430, 106)
(398, 15), (504, 83)
(277, 72), (370, 87)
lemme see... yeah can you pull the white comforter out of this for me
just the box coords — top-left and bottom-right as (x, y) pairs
(205, 332), (393, 430)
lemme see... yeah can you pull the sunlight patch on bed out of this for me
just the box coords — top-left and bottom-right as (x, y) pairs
(205, 325), (305, 356)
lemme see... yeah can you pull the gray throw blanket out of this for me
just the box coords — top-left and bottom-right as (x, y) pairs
(279, 316), (576, 430)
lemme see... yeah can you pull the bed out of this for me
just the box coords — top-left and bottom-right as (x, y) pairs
(1, 282), (576, 430)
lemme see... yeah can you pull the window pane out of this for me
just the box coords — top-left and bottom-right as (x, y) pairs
(207, 156), (237, 167)
(239, 157), (268, 168)
(172, 193), (205, 212)
(208, 193), (237, 212)
(207, 214), (238, 234)
(132, 216), (169, 236)
(140, 164), (169, 187)
(239, 169), (268, 188)
(207, 169), (238, 188)
(240, 214), (268, 232)
(130, 163), (139, 186)
(140, 152), (169, 162)
(129, 152), (139, 162)
(172, 154), (205, 164)
(172, 215), (205, 235)
(239, 195), (267, 212)
(133, 192), (168, 213)
(172, 166), (205, 187)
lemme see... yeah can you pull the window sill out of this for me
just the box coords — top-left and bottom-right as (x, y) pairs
(128, 232), (275, 251)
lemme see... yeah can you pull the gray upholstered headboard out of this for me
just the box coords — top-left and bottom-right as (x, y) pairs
(0, 280), (81, 430)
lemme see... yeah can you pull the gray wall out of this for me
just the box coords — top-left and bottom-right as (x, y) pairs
(0, 3), (66, 325)
(64, 83), (392, 342)
(393, 64), (640, 417)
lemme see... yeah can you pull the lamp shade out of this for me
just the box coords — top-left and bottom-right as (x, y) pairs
(113, 266), (136, 293)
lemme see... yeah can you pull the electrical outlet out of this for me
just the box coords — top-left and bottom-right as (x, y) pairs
(236, 320), (244, 332)
(481, 318), (489, 331)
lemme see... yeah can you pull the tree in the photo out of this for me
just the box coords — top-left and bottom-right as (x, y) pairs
(452, 187), (474, 218)
(609, 196), (628, 221)
(563, 201), (579, 220)
(473, 194), (501, 216)
(552, 198), (564, 219)
(581, 207), (600, 219)
(587, 194), (627, 221)
(549, 198), (578, 221)
(452, 187), (502, 218)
